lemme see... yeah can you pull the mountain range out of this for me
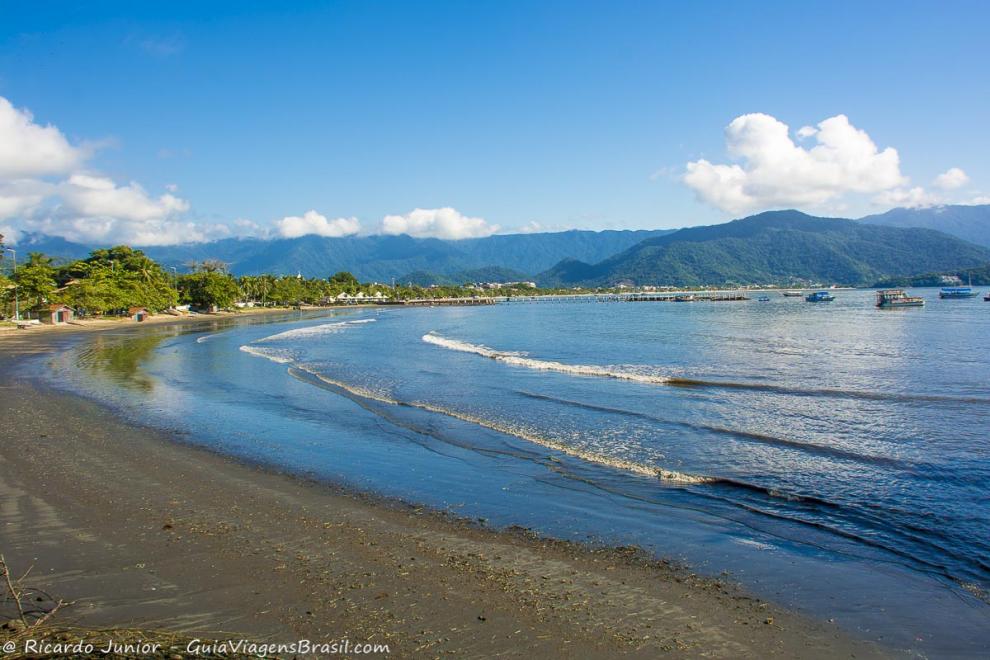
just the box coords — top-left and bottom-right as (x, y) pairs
(9, 204), (990, 287)
(13, 229), (673, 283)
(860, 205), (990, 248)
(536, 210), (990, 287)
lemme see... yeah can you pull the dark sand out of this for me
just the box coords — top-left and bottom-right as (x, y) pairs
(0, 328), (889, 658)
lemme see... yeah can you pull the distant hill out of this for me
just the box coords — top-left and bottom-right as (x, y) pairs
(537, 210), (990, 287)
(873, 264), (990, 288)
(12, 229), (674, 281)
(398, 266), (530, 287)
(859, 204), (990, 248)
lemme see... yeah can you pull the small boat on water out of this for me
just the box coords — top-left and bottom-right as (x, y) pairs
(674, 294), (695, 302)
(805, 291), (835, 302)
(781, 290), (803, 297)
(876, 289), (925, 308)
(757, 296), (771, 302)
(940, 286), (979, 299)
(985, 293), (990, 301)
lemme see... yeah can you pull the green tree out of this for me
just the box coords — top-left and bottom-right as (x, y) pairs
(329, 271), (359, 288)
(178, 271), (240, 310)
(61, 246), (178, 314)
(269, 275), (305, 305)
(14, 253), (57, 309)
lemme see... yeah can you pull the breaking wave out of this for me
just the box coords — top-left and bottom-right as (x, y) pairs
(421, 333), (672, 385)
(238, 344), (294, 363)
(256, 318), (375, 343)
(240, 343), (710, 485)
(424, 333), (990, 406)
(302, 366), (710, 484)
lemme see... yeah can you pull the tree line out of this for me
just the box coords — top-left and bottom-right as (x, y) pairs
(0, 240), (546, 319)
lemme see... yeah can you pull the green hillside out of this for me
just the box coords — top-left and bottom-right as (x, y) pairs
(537, 210), (990, 287)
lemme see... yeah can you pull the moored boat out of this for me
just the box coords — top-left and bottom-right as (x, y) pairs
(805, 291), (835, 302)
(781, 290), (803, 297)
(876, 289), (924, 308)
(939, 286), (978, 299)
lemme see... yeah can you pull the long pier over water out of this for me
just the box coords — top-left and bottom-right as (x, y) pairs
(375, 292), (750, 306)
(498, 292), (751, 303)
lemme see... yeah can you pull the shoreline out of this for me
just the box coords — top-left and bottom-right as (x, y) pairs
(0, 305), (352, 337)
(0, 326), (888, 657)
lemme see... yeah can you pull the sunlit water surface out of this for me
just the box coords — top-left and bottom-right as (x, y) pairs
(41, 290), (990, 655)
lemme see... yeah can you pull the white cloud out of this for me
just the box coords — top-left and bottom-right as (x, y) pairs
(514, 221), (545, 234)
(0, 223), (22, 244)
(873, 186), (939, 209)
(933, 167), (969, 190)
(276, 210), (360, 238)
(380, 207), (498, 240)
(684, 113), (907, 214)
(229, 218), (269, 238)
(25, 213), (210, 246)
(60, 174), (189, 222)
(0, 97), (87, 178)
(0, 95), (208, 246)
(0, 179), (55, 220)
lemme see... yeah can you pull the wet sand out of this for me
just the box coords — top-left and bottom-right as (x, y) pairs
(0, 329), (888, 658)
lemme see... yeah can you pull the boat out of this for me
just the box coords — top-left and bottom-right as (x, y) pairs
(985, 293), (990, 301)
(757, 296), (771, 302)
(781, 290), (804, 297)
(674, 294), (695, 302)
(876, 289), (924, 308)
(805, 291), (835, 302)
(939, 286), (979, 299)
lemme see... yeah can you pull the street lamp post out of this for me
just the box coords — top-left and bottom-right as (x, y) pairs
(3, 247), (17, 321)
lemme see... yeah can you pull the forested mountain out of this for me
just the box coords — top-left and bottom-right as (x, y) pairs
(859, 204), (990, 248)
(537, 210), (990, 287)
(12, 229), (673, 282)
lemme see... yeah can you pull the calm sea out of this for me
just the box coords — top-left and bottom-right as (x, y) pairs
(48, 289), (990, 655)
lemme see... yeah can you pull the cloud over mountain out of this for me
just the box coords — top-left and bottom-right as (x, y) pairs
(0, 95), (200, 245)
(682, 113), (969, 214)
(380, 207), (498, 240)
(277, 211), (360, 238)
(934, 167), (970, 190)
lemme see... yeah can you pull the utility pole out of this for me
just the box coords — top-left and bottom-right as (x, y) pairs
(3, 247), (18, 320)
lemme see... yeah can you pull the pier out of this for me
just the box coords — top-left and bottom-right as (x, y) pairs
(385, 297), (496, 306)
(500, 292), (750, 303)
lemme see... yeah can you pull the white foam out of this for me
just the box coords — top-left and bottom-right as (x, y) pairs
(242, 332), (710, 486)
(300, 367), (710, 485)
(257, 318), (375, 343)
(733, 538), (777, 551)
(239, 344), (294, 363)
(196, 334), (217, 344)
(422, 333), (671, 385)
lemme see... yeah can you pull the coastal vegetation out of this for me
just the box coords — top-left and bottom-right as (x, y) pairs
(873, 263), (990, 288)
(0, 240), (577, 319)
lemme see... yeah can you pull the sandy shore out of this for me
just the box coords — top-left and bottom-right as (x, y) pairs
(0, 327), (888, 658)
(0, 305), (341, 336)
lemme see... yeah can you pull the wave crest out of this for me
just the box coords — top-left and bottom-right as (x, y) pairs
(257, 318), (375, 343)
(422, 333), (671, 385)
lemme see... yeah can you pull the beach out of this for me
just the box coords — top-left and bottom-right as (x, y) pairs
(0, 324), (885, 658)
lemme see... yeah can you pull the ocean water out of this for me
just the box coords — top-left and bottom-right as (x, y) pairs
(46, 290), (990, 655)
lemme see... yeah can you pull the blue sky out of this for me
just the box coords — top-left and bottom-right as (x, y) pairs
(1, 1), (988, 244)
